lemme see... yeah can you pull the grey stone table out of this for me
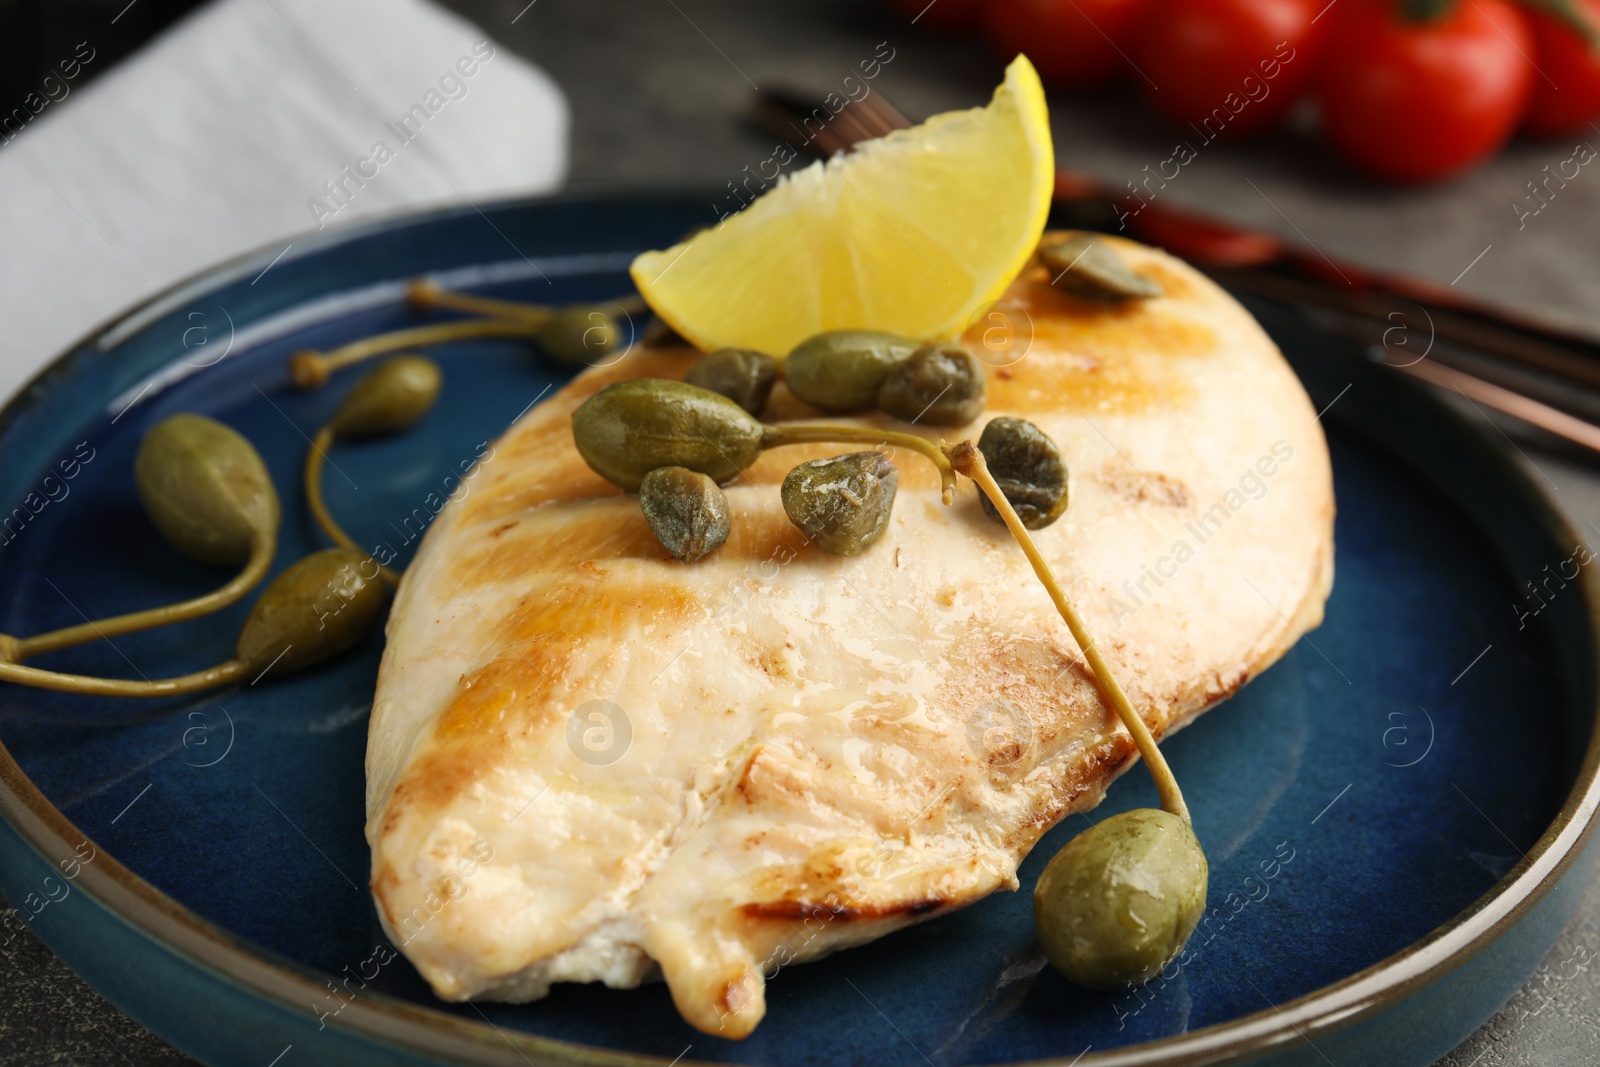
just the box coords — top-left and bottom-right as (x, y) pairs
(3, 0), (1599, 1063)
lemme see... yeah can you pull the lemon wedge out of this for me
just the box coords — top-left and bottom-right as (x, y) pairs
(630, 55), (1055, 356)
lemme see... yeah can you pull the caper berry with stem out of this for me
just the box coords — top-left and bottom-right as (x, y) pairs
(639, 467), (731, 563)
(1033, 808), (1208, 989)
(0, 547), (389, 698)
(877, 342), (986, 426)
(685, 347), (778, 416)
(288, 319), (550, 391)
(976, 417), (1069, 530)
(0, 415), (282, 667)
(1039, 234), (1161, 301)
(328, 355), (441, 439)
(235, 548), (391, 676)
(781, 452), (899, 556)
(135, 413), (280, 565)
(943, 439), (1203, 991)
(540, 307), (621, 367)
(573, 380), (765, 491)
(785, 330), (921, 412)
(306, 358), (442, 587)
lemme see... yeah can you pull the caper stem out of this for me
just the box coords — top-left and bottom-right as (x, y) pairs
(407, 279), (647, 323)
(762, 422), (957, 505)
(407, 280), (553, 324)
(0, 657), (249, 697)
(5, 531), (276, 663)
(304, 426), (402, 586)
(943, 440), (1190, 823)
(289, 320), (548, 390)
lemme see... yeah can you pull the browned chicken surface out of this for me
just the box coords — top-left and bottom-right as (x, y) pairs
(365, 235), (1335, 1037)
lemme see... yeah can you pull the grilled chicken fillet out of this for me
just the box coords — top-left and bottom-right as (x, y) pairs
(365, 234), (1335, 1038)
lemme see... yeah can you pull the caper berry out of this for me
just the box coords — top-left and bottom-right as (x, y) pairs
(329, 355), (441, 440)
(1039, 234), (1161, 301)
(135, 414), (281, 565)
(235, 548), (389, 675)
(540, 307), (621, 366)
(1033, 808), (1208, 990)
(976, 417), (1068, 530)
(781, 451), (898, 556)
(785, 330), (920, 412)
(572, 379), (764, 491)
(639, 467), (731, 563)
(877, 342), (986, 425)
(685, 347), (778, 416)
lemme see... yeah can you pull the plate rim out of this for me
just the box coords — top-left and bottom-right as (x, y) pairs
(0, 189), (1595, 1067)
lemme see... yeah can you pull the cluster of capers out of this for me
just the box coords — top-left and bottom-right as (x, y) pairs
(574, 328), (1058, 564)
(785, 331), (987, 425)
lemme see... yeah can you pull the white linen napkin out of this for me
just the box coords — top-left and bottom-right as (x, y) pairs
(0, 0), (568, 403)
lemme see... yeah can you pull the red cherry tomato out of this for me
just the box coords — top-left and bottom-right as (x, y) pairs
(1522, 0), (1600, 137)
(1316, 0), (1536, 182)
(984, 0), (1152, 91)
(1133, 0), (1325, 138)
(885, 0), (983, 32)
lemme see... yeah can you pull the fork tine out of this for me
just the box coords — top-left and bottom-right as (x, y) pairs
(858, 91), (912, 133)
(754, 88), (913, 158)
(830, 107), (881, 150)
(752, 93), (850, 156)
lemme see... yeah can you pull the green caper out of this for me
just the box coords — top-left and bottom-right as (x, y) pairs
(135, 414), (281, 565)
(1033, 808), (1208, 990)
(785, 330), (920, 412)
(235, 548), (389, 675)
(685, 347), (778, 416)
(572, 379), (764, 491)
(976, 417), (1068, 530)
(780, 451), (898, 556)
(329, 355), (441, 440)
(877, 342), (986, 425)
(1039, 234), (1162, 301)
(639, 467), (731, 563)
(540, 307), (621, 366)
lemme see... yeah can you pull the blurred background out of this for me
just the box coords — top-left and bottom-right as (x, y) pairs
(0, 0), (1597, 1063)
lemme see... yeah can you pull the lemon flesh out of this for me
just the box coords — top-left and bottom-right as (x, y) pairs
(631, 55), (1055, 357)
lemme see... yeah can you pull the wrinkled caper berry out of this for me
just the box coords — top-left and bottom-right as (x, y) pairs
(877, 342), (987, 425)
(685, 347), (778, 416)
(540, 307), (621, 366)
(235, 548), (389, 675)
(1039, 234), (1161, 301)
(329, 355), (442, 440)
(639, 467), (731, 563)
(977, 417), (1068, 530)
(781, 451), (898, 556)
(785, 330), (921, 412)
(1033, 808), (1208, 990)
(135, 414), (281, 565)
(572, 379), (764, 491)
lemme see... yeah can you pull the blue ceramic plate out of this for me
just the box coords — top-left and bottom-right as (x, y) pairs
(0, 195), (1595, 1067)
